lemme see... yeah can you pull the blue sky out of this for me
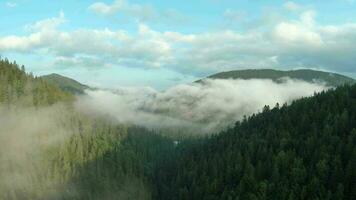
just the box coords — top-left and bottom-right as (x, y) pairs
(1, 0), (356, 89)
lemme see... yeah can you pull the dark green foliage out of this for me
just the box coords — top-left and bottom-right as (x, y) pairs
(64, 127), (177, 200)
(43, 121), (176, 200)
(41, 73), (90, 95)
(156, 85), (356, 200)
(200, 69), (355, 86)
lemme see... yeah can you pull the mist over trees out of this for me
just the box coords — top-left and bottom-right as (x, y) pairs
(0, 58), (173, 199)
(78, 78), (327, 134)
(153, 86), (356, 200)
(0, 59), (355, 200)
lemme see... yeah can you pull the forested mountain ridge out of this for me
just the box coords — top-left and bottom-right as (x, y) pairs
(155, 84), (356, 200)
(199, 69), (355, 86)
(41, 73), (90, 94)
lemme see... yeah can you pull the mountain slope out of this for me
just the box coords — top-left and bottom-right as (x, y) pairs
(41, 73), (89, 94)
(155, 84), (356, 200)
(200, 69), (355, 87)
(0, 59), (173, 200)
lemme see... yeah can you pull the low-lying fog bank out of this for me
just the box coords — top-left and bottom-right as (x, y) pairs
(76, 78), (329, 134)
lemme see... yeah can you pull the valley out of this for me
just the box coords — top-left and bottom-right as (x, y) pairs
(1, 59), (355, 199)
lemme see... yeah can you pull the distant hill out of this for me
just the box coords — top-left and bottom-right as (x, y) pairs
(41, 73), (89, 94)
(199, 69), (355, 86)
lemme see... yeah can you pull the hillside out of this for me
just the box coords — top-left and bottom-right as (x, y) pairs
(155, 84), (356, 200)
(200, 69), (355, 87)
(41, 73), (89, 94)
(0, 59), (173, 200)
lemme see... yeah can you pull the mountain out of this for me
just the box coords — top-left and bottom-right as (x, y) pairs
(155, 84), (356, 200)
(41, 73), (89, 94)
(199, 69), (355, 86)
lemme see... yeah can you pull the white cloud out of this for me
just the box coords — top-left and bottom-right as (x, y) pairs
(0, 33), (44, 52)
(0, 12), (65, 52)
(273, 12), (322, 46)
(77, 78), (328, 133)
(26, 11), (66, 31)
(1, 8), (356, 76)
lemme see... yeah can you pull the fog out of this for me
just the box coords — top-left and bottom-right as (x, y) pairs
(0, 105), (74, 198)
(76, 78), (329, 133)
(0, 103), (151, 199)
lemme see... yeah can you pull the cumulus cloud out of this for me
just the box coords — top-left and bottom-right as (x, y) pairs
(0, 11), (65, 52)
(273, 11), (321, 46)
(76, 78), (328, 133)
(1, 5), (356, 76)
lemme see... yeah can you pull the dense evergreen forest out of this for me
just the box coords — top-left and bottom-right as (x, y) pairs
(1, 59), (356, 199)
(0, 58), (176, 199)
(155, 86), (356, 200)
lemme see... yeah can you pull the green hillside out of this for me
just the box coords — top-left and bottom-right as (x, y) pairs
(156, 84), (356, 200)
(201, 69), (355, 86)
(0, 59), (173, 200)
(41, 73), (89, 94)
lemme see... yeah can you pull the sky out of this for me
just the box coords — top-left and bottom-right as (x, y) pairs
(1, 0), (356, 89)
